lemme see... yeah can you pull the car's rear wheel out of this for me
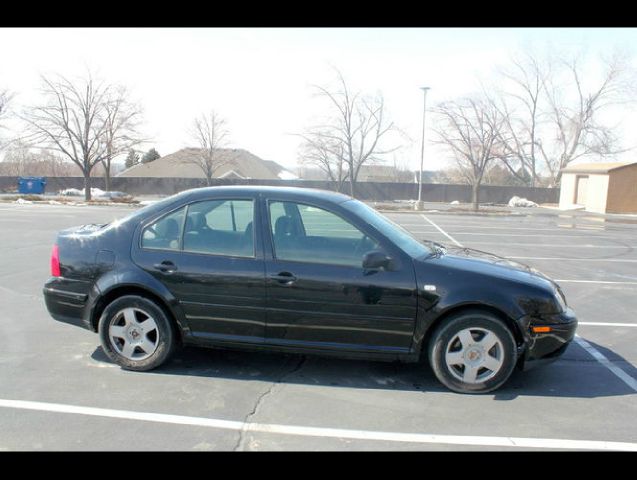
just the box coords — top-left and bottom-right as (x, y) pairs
(98, 295), (176, 371)
(428, 310), (517, 394)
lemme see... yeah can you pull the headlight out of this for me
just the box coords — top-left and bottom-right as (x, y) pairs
(554, 287), (567, 312)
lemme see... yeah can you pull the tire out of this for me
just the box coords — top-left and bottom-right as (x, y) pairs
(428, 310), (517, 394)
(98, 295), (177, 371)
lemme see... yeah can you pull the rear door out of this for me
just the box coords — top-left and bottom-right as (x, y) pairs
(132, 196), (266, 344)
(262, 198), (418, 354)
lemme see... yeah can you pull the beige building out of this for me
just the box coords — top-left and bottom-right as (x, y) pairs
(117, 148), (297, 180)
(559, 162), (637, 214)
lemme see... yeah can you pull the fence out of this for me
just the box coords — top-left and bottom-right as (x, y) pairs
(0, 176), (560, 204)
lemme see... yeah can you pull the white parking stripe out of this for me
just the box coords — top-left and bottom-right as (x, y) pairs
(0, 398), (635, 451)
(579, 322), (637, 328)
(555, 280), (637, 285)
(574, 336), (637, 393)
(431, 233), (613, 238)
(420, 215), (463, 247)
(397, 224), (608, 232)
(508, 257), (637, 263)
(463, 243), (636, 248)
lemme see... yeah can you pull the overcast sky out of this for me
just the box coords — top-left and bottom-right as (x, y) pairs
(1, 27), (636, 172)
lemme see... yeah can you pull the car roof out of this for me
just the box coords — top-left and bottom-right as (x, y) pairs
(184, 185), (353, 204)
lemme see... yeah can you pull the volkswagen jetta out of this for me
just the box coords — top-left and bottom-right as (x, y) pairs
(44, 186), (577, 393)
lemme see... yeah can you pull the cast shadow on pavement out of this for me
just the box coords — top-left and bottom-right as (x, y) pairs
(91, 338), (636, 399)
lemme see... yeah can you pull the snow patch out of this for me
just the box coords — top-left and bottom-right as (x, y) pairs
(278, 170), (299, 180)
(59, 187), (107, 197)
(508, 196), (538, 208)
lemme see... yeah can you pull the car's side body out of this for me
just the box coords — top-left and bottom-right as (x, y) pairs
(44, 186), (577, 378)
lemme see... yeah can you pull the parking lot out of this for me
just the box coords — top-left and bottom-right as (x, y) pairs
(0, 201), (635, 451)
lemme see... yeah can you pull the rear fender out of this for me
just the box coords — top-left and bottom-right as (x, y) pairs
(90, 267), (190, 336)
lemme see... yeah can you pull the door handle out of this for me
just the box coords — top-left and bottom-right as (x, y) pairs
(153, 261), (178, 273)
(270, 272), (296, 285)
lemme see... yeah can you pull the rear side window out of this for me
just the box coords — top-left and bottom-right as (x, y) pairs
(183, 199), (255, 257)
(141, 207), (186, 250)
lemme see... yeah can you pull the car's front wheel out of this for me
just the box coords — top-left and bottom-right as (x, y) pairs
(98, 295), (177, 371)
(428, 310), (517, 394)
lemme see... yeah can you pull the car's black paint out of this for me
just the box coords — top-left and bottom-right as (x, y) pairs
(44, 186), (577, 371)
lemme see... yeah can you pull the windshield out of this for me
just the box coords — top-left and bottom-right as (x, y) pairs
(341, 200), (434, 258)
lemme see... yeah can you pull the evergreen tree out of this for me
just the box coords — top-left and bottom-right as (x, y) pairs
(125, 149), (140, 169)
(141, 148), (161, 164)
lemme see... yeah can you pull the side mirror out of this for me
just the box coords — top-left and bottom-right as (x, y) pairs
(362, 250), (393, 270)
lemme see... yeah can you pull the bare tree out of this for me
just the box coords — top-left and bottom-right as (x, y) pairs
(0, 88), (12, 151)
(297, 129), (349, 192)
(309, 69), (403, 198)
(389, 156), (414, 183)
(538, 51), (635, 185)
(187, 111), (233, 186)
(432, 95), (505, 210)
(0, 139), (78, 176)
(99, 86), (145, 191)
(20, 72), (112, 200)
(491, 52), (548, 187)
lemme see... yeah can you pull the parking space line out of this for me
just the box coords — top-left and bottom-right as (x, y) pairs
(429, 233), (615, 238)
(555, 280), (637, 285)
(508, 257), (637, 263)
(420, 215), (463, 247)
(0, 398), (635, 451)
(397, 224), (611, 232)
(462, 243), (636, 248)
(574, 336), (637, 393)
(579, 322), (637, 328)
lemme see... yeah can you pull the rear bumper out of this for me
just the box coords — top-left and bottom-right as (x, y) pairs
(518, 307), (578, 370)
(43, 279), (94, 332)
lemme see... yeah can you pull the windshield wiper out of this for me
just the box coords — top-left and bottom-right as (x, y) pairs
(422, 240), (446, 258)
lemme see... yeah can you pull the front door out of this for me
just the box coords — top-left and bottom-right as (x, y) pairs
(132, 197), (266, 344)
(262, 199), (418, 354)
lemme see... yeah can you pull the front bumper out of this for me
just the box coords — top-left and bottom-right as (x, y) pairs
(518, 307), (578, 370)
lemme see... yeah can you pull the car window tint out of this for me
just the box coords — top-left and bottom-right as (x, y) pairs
(269, 201), (379, 267)
(141, 207), (185, 250)
(183, 199), (255, 257)
(298, 204), (363, 239)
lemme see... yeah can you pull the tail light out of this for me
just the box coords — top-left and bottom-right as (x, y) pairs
(50, 244), (61, 277)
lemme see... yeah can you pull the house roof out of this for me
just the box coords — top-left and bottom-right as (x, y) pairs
(117, 148), (297, 180)
(561, 161), (637, 174)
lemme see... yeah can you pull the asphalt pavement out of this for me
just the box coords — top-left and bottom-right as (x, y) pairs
(0, 201), (635, 451)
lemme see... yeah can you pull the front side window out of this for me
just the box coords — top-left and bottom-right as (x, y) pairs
(141, 207), (186, 250)
(183, 199), (255, 257)
(269, 201), (379, 267)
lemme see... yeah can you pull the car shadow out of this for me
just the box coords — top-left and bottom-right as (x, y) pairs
(90, 337), (637, 399)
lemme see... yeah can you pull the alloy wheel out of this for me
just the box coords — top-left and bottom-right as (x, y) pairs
(444, 327), (504, 384)
(108, 307), (160, 361)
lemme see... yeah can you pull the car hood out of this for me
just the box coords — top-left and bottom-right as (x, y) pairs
(421, 245), (557, 290)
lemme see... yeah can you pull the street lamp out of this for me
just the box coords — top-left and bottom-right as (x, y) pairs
(415, 86), (430, 211)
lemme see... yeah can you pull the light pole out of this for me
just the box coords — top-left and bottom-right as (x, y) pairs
(415, 86), (430, 210)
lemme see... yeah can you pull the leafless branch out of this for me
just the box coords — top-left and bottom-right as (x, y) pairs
(18, 71), (114, 200)
(432, 95), (506, 210)
(186, 110), (233, 185)
(305, 67), (403, 197)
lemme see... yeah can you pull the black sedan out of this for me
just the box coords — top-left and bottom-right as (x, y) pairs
(44, 186), (577, 393)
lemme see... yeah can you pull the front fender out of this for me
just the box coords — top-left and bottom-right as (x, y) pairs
(412, 284), (527, 352)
